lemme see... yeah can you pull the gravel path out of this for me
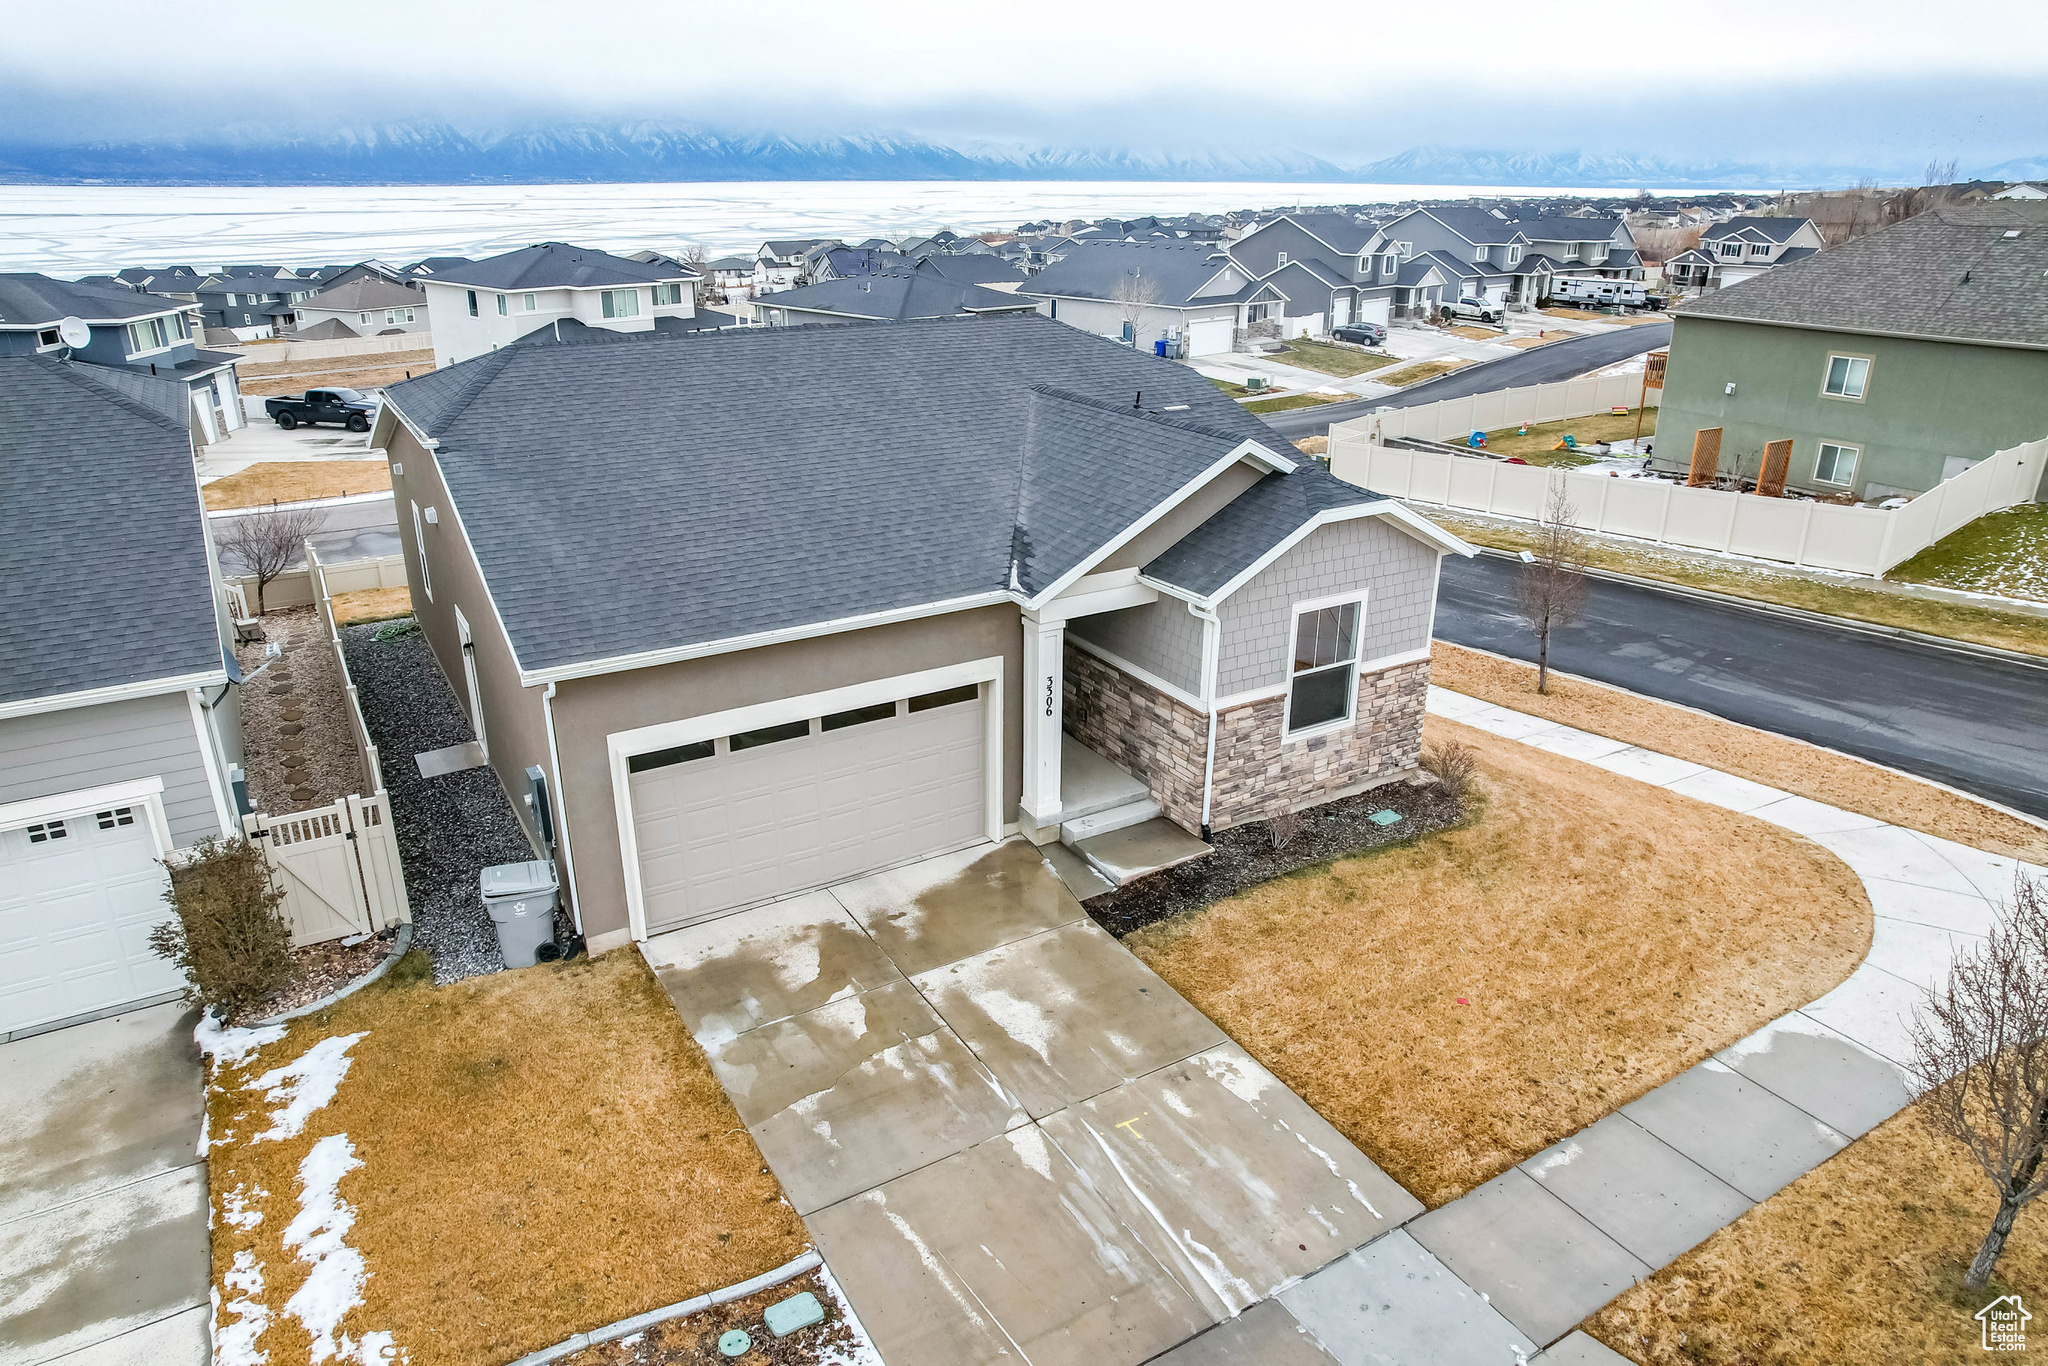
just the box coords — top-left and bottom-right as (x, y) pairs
(341, 619), (535, 983)
(233, 606), (364, 814)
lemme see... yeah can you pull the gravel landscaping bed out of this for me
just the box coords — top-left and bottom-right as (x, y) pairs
(226, 925), (404, 1025)
(233, 605), (364, 814)
(556, 1268), (874, 1366)
(342, 618), (536, 983)
(1087, 778), (1464, 938)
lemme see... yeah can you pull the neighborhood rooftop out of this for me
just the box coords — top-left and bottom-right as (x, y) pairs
(421, 242), (697, 291)
(0, 273), (187, 326)
(0, 357), (222, 706)
(382, 313), (1389, 675)
(1680, 201), (2048, 349)
(754, 270), (1033, 320)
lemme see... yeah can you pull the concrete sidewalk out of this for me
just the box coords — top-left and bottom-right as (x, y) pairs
(0, 1003), (211, 1366)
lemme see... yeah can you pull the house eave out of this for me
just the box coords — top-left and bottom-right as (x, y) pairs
(0, 669), (228, 722)
(1675, 311), (2048, 353)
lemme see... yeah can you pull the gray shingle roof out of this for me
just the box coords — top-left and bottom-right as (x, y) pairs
(1264, 213), (1379, 254)
(1019, 241), (1244, 307)
(1409, 207), (1526, 246)
(1702, 216), (1812, 243)
(1143, 465), (1387, 599)
(425, 242), (693, 291)
(380, 314), (1379, 673)
(918, 254), (1028, 287)
(301, 276), (426, 311)
(0, 358), (221, 705)
(755, 272), (1037, 321)
(1678, 202), (2048, 348)
(294, 317), (362, 340)
(0, 273), (190, 327)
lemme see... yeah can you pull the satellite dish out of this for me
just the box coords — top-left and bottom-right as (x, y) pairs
(57, 316), (90, 349)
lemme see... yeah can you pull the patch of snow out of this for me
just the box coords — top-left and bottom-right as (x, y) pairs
(196, 1015), (287, 1071)
(247, 1033), (366, 1143)
(1201, 1051), (1274, 1105)
(1529, 1140), (1584, 1177)
(214, 1250), (269, 1366)
(1160, 1090), (1197, 1119)
(281, 1134), (405, 1365)
(969, 986), (1063, 1065)
(222, 1184), (267, 1231)
(1007, 1125), (1053, 1181)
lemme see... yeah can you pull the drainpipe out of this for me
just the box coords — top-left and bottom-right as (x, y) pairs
(540, 682), (584, 939)
(1192, 602), (1222, 841)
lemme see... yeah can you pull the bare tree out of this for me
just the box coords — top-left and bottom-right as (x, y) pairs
(1420, 738), (1477, 801)
(1515, 483), (1590, 694)
(1908, 875), (2048, 1291)
(217, 506), (326, 613)
(1108, 269), (1162, 345)
(680, 241), (712, 303)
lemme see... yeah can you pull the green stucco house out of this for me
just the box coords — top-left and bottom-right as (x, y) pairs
(1653, 201), (2048, 502)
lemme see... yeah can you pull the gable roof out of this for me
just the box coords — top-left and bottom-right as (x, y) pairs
(1517, 212), (1622, 241)
(0, 358), (222, 707)
(918, 254), (1029, 287)
(1702, 216), (1813, 243)
(1397, 206), (1526, 246)
(403, 256), (472, 277)
(423, 242), (693, 291)
(1679, 202), (2048, 349)
(0, 274), (191, 327)
(301, 276), (425, 311)
(755, 272), (1037, 321)
(380, 314), (1382, 678)
(1249, 212), (1379, 255)
(294, 317), (362, 341)
(1019, 240), (1246, 307)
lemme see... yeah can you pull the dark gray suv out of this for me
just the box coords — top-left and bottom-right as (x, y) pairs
(1331, 322), (1387, 346)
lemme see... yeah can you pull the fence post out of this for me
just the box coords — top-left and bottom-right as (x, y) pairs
(1794, 501), (1816, 567)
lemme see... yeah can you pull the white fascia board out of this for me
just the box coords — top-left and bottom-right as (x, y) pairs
(377, 393), (440, 451)
(1019, 441), (1294, 612)
(1195, 502), (1473, 609)
(0, 774), (168, 833)
(524, 591), (1014, 688)
(0, 670), (227, 722)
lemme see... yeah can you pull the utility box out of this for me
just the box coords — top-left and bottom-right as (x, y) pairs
(480, 860), (558, 968)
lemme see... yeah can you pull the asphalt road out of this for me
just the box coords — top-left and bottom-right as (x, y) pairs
(1263, 321), (1672, 439)
(1435, 553), (2048, 821)
(211, 492), (400, 573)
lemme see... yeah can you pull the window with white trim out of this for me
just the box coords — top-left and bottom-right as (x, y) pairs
(467, 289), (479, 317)
(496, 293), (508, 316)
(1719, 240), (1742, 257)
(1815, 441), (1860, 485)
(411, 499), (433, 601)
(1822, 354), (1870, 399)
(1750, 242), (1770, 255)
(1276, 251), (1289, 266)
(524, 292), (537, 311)
(126, 316), (172, 354)
(1286, 597), (1363, 735)
(1382, 252), (1399, 274)
(1506, 245), (1523, 265)
(601, 288), (642, 318)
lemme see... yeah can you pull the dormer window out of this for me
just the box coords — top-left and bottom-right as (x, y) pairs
(1750, 242), (1770, 256)
(1473, 245), (1489, 264)
(1383, 253), (1400, 274)
(125, 316), (172, 355)
(1719, 241), (1743, 258)
(1506, 245), (1523, 266)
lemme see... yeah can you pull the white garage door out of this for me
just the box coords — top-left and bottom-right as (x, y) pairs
(0, 803), (181, 1036)
(1186, 317), (1234, 357)
(628, 683), (988, 933)
(1358, 296), (1391, 327)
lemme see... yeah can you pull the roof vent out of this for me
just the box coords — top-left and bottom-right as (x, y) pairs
(2003, 229), (2023, 239)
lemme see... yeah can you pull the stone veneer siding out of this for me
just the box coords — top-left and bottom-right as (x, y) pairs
(1064, 643), (1430, 835)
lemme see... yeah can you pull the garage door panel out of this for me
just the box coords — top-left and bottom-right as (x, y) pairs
(630, 692), (989, 933)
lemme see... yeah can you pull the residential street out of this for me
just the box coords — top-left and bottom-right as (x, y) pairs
(1261, 321), (1672, 438)
(1435, 552), (2048, 820)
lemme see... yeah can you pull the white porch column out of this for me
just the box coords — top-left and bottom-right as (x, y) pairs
(1018, 611), (1065, 840)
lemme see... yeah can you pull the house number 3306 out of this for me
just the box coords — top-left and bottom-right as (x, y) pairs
(1044, 677), (1056, 717)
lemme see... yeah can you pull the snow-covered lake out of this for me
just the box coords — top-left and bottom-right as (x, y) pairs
(0, 179), (1666, 276)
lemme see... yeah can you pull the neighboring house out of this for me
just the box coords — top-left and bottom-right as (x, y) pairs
(1665, 217), (1825, 292)
(919, 254), (1030, 291)
(113, 265), (207, 299)
(0, 356), (246, 1038)
(1227, 212), (1399, 329)
(194, 276), (322, 338)
(411, 242), (699, 367)
(313, 260), (409, 288)
(402, 256), (473, 280)
(1994, 182), (2048, 200)
(1019, 240), (1269, 356)
(1376, 207), (1645, 314)
(372, 314), (1467, 954)
(0, 273), (246, 444)
(700, 255), (757, 301)
(809, 247), (915, 282)
(1655, 202), (2048, 500)
(750, 271), (1041, 326)
(754, 239), (837, 295)
(292, 276), (431, 338)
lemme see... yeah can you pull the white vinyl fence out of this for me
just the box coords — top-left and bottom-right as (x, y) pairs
(228, 552), (406, 616)
(1350, 373), (1659, 446)
(240, 546), (412, 944)
(231, 332), (433, 364)
(1331, 433), (2048, 577)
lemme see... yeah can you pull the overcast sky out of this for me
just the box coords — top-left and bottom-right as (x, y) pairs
(6, 0), (2045, 168)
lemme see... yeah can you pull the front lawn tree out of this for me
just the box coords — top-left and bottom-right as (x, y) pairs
(1515, 482), (1590, 694)
(1109, 268), (1162, 347)
(1907, 874), (2048, 1291)
(217, 505), (325, 613)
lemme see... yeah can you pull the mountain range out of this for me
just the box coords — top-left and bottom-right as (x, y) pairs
(0, 119), (2020, 189)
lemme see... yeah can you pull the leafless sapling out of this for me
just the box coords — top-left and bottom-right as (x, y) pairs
(1514, 482), (1590, 695)
(217, 505), (326, 613)
(1109, 268), (1162, 346)
(1907, 874), (2048, 1291)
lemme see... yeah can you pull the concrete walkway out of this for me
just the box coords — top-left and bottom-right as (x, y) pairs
(0, 1003), (211, 1366)
(1243, 685), (2018, 1362)
(642, 840), (1421, 1366)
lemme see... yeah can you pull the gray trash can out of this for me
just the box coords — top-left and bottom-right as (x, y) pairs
(480, 860), (558, 968)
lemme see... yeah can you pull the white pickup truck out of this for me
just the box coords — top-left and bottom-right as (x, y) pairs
(1440, 295), (1503, 324)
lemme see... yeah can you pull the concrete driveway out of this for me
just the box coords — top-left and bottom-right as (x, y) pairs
(0, 1004), (211, 1366)
(644, 839), (1421, 1366)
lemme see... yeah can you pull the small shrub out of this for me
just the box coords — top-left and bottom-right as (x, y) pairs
(1421, 740), (1478, 802)
(149, 836), (296, 1017)
(1265, 811), (1304, 851)
(372, 618), (420, 641)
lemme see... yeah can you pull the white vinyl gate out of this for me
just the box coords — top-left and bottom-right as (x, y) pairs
(628, 689), (988, 933)
(246, 794), (411, 945)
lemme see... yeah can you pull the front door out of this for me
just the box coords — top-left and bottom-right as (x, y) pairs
(455, 606), (487, 759)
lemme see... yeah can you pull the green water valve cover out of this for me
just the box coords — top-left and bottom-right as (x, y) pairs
(717, 1328), (751, 1356)
(765, 1290), (827, 1336)
(1368, 809), (1403, 826)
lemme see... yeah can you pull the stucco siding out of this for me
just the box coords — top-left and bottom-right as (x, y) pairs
(1067, 596), (1204, 699)
(1655, 314), (2048, 498)
(0, 692), (222, 844)
(1215, 516), (1438, 698)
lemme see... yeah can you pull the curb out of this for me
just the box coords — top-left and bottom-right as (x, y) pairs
(248, 922), (414, 1027)
(206, 488), (393, 517)
(502, 1251), (823, 1366)
(1468, 546), (2048, 670)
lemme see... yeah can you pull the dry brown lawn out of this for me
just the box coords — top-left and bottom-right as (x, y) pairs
(1505, 335), (1553, 349)
(1587, 1102), (2048, 1364)
(202, 460), (390, 509)
(238, 361), (436, 398)
(1128, 718), (1871, 1206)
(207, 949), (806, 1366)
(1433, 642), (2048, 864)
(1377, 358), (1472, 388)
(1444, 325), (1504, 341)
(332, 587), (413, 625)
(1293, 435), (1329, 456)
(1541, 307), (1606, 321)
(234, 347), (435, 378)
